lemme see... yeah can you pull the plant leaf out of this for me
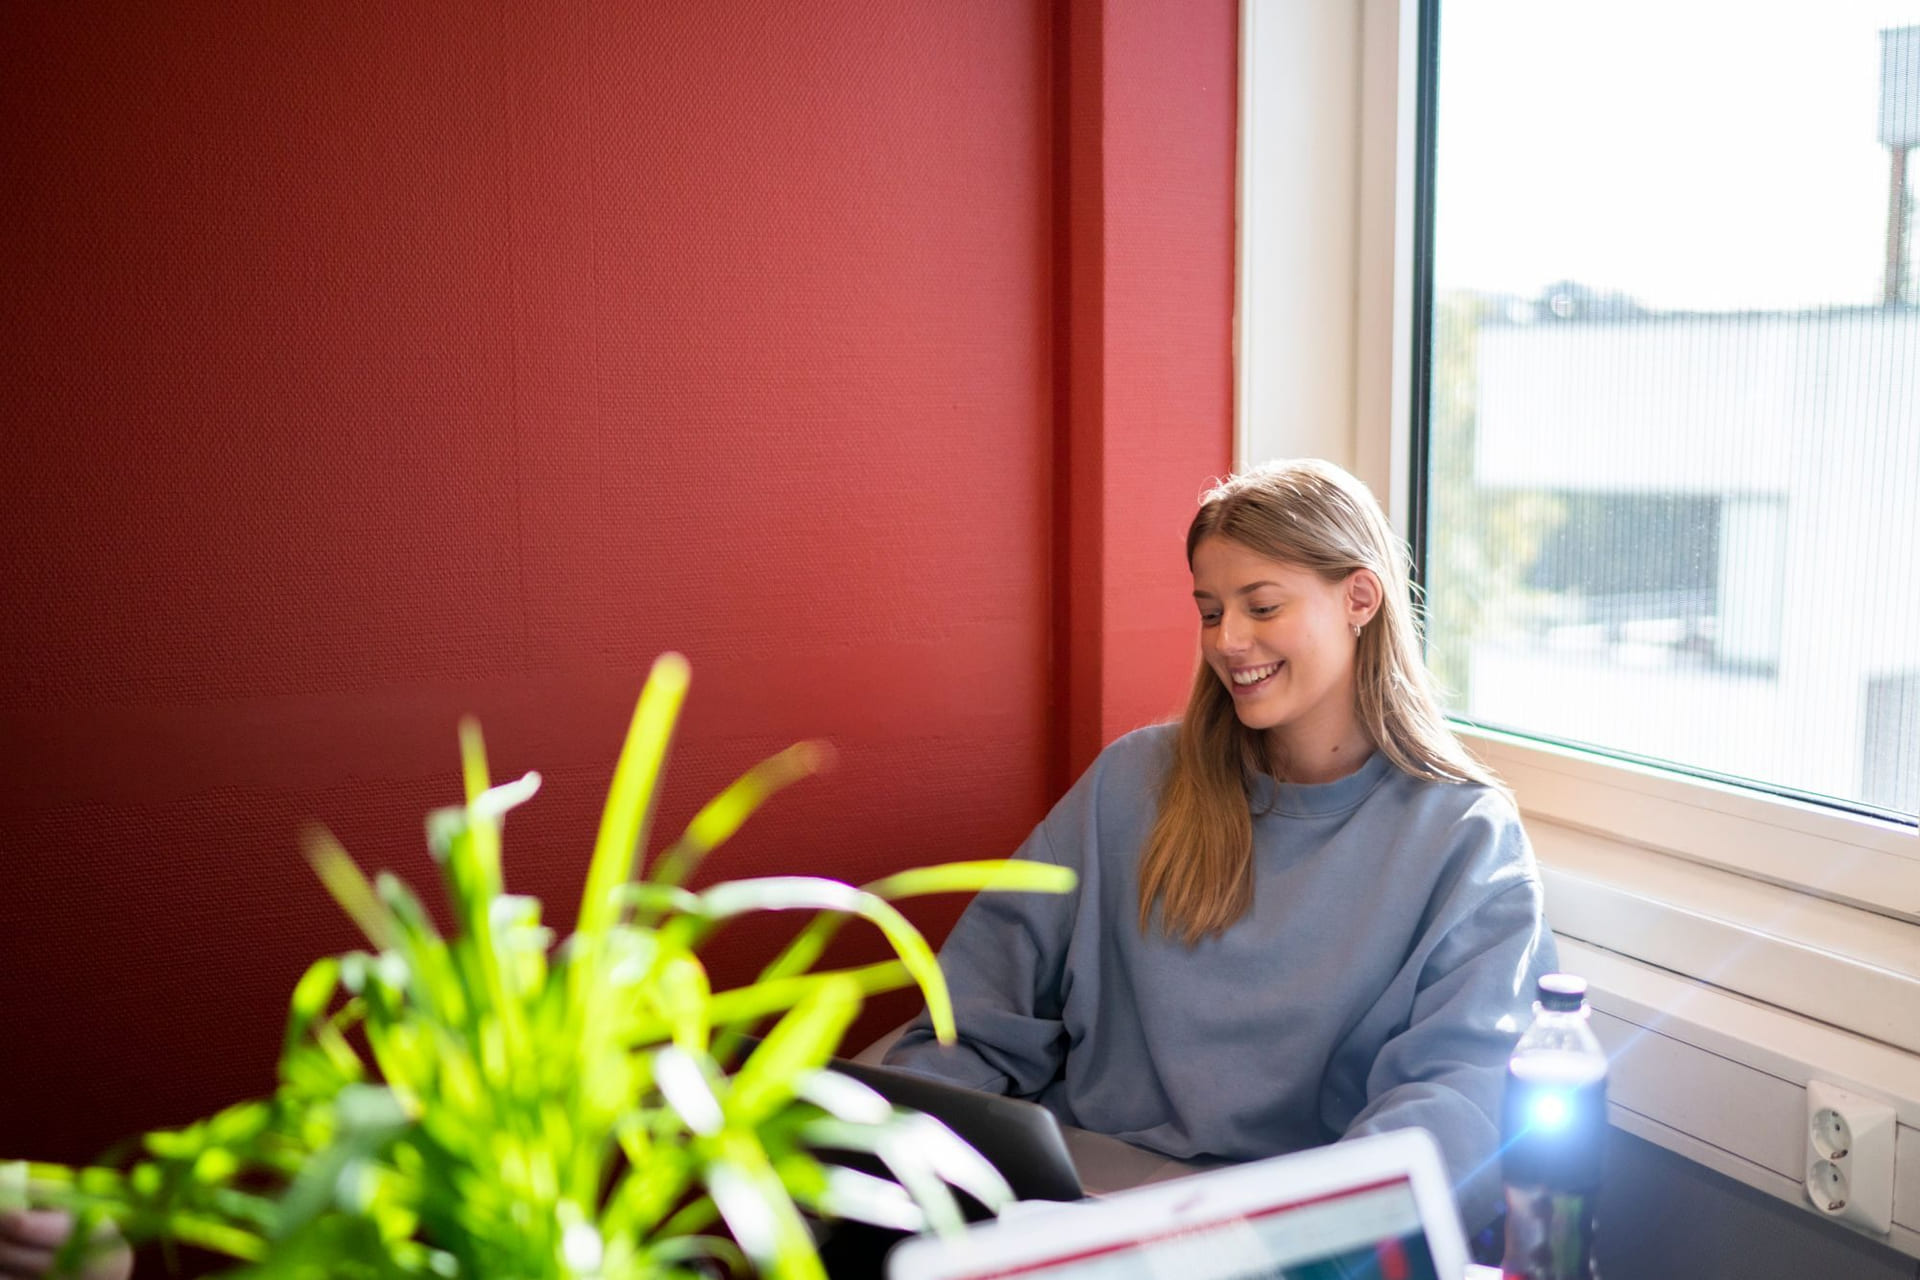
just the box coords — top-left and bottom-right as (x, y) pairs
(271, 1086), (408, 1242)
(692, 877), (955, 1039)
(705, 961), (912, 1031)
(807, 1165), (926, 1234)
(863, 860), (1077, 902)
(727, 976), (861, 1127)
(793, 1070), (891, 1126)
(302, 829), (399, 952)
(458, 716), (491, 806)
(752, 858), (1077, 995)
(796, 1118), (968, 1237)
(653, 1047), (725, 1137)
(640, 1233), (748, 1276)
(282, 958), (341, 1063)
(645, 741), (830, 892)
(705, 1131), (825, 1280)
(580, 653), (690, 943)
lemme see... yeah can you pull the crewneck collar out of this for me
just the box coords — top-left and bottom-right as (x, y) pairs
(1252, 749), (1394, 817)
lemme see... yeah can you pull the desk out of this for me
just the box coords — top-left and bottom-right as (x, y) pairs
(1060, 1125), (1226, 1195)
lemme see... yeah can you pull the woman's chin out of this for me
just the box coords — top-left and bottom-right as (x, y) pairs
(1228, 698), (1284, 732)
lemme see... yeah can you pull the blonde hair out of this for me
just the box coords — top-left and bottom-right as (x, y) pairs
(1136, 459), (1502, 944)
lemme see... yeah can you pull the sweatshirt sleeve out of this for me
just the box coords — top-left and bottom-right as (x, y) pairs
(880, 804), (1084, 1099)
(1340, 813), (1558, 1233)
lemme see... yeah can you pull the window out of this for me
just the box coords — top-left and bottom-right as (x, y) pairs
(1234, 0), (1920, 931)
(1419, 0), (1920, 825)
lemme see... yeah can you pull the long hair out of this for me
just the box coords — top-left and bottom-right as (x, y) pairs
(1136, 459), (1503, 945)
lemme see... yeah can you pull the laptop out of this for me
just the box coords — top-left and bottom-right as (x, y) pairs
(823, 1055), (1086, 1206)
(886, 1128), (1479, 1280)
(794, 1054), (1087, 1278)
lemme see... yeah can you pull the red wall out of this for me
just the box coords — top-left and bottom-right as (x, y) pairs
(0, 1), (1233, 1167)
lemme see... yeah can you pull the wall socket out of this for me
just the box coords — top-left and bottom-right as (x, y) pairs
(1804, 1079), (1895, 1235)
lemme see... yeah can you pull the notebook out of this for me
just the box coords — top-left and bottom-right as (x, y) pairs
(886, 1128), (1477, 1280)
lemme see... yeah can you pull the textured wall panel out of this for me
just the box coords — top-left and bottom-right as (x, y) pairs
(0, 0), (1058, 1164)
(0, 0), (1236, 1180)
(1056, 0), (1237, 781)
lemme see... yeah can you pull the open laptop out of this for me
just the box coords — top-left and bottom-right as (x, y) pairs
(887, 1128), (1483, 1280)
(825, 1055), (1086, 1205)
(732, 1035), (1083, 1208)
(802, 1054), (1087, 1278)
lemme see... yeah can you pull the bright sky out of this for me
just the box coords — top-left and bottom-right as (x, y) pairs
(1434, 0), (1920, 310)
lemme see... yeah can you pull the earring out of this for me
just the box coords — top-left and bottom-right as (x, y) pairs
(1352, 623), (1363, 638)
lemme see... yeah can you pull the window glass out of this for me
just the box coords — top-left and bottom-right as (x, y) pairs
(1425, 0), (1920, 819)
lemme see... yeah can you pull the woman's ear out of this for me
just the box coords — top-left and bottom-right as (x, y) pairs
(1346, 568), (1383, 628)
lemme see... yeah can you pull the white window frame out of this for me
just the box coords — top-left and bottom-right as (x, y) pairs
(1461, 727), (1920, 926)
(1239, 0), (1920, 1252)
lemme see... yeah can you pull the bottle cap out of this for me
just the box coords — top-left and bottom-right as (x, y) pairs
(1536, 972), (1587, 1012)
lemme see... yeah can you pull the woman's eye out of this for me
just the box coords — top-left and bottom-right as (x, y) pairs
(1198, 612), (1221, 626)
(1249, 604), (1278, 618)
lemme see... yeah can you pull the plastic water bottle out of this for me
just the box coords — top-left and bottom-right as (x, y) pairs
(1501, 973), (1606, 1280)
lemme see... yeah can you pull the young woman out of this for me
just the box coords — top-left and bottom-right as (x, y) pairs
(884, 459), (1556, 1231)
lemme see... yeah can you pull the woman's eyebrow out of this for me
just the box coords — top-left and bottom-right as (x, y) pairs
(1192, 581), (1286, 599)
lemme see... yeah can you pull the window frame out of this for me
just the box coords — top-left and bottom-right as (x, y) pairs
(1459, 725), (1920, 926)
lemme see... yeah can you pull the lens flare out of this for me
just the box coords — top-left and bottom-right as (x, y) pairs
(1530, 1091), (1570, 1130)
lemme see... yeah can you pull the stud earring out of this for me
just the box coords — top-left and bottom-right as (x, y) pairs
(1352, 623), (1363, 638)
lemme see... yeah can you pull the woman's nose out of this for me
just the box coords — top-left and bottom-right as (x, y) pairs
(1215, 613), (1248, 653)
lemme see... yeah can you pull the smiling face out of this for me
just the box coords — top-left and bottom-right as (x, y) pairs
(1190, 535), (1379, 778)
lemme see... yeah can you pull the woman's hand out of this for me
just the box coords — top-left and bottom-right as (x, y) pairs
(0, 1211), (132, 1280)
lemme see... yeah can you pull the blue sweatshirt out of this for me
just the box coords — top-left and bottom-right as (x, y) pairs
(884, 723), (1556, 1229)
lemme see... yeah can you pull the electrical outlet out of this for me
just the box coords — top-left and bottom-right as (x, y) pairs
(1807, 1159), (1848, 1213)
(1804, 1080), (1894, 1234)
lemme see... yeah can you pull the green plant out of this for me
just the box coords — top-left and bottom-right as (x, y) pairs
(6, 653), (1073, 1280)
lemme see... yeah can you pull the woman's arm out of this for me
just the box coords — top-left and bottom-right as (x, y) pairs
(882, 821), (1082, 1098)
(1343, 870), (1557, 1232)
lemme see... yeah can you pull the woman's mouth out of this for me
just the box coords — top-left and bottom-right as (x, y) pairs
(1227, 661), (1281, 696)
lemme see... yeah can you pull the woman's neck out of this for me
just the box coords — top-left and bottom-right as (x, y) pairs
(1266, 720), (1377, 785)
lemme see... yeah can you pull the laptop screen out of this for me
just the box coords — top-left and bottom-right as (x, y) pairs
(929, 1175), (1437, 1280)
(887, 1131), (1468, 1280)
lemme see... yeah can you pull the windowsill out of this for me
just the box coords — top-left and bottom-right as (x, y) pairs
(1534, 818), (1920, 1057)
(1460, 725), (1920, 926)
